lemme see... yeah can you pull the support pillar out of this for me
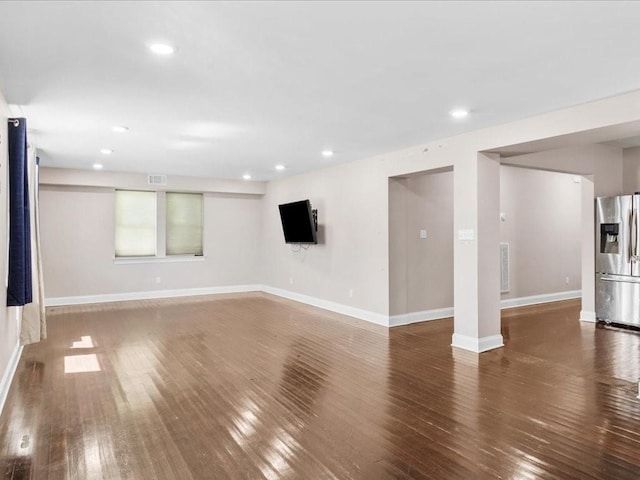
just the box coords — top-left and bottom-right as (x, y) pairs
(452, 152), (503, 353)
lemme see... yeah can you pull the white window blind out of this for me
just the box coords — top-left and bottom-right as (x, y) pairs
(115, 190), (157, 257)
(166, 192), (203, 255)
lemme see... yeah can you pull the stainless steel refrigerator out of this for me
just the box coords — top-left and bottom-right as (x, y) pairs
(596, 195), (640, 327)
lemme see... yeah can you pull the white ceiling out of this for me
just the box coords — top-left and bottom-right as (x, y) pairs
(1, 1), (640, 181)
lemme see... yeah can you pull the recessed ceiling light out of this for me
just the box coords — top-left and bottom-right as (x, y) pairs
(100, 148), (113, 155)
(242, 174), (252, 180)
(450, 109), (469, 119)
(93, 163), (103, 170)
(149, 43), (175, 56)
(112, 125), (128, 133)
(275, 164), (286, 171)
(321, 150), (334, 158)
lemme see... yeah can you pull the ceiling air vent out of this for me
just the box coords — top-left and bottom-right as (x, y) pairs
(148, 174), (167, 186)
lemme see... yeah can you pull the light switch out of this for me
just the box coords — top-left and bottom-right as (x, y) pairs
(458, 229), (475, 241)
(420, 229), (427, 239)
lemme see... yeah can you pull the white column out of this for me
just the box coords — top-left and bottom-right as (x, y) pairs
(580, 175), (596, 322)
(452, 152), (503, 353)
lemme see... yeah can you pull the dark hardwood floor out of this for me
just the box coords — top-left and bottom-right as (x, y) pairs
(1, 293), (639, 479)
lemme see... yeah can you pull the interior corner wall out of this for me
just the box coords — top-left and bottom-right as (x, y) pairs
(499, 166), (582, 300)
(623, 146), (640, 194)
(388, 178), (409, 316)
(39, 185), (263, 299)
(389, 164), (584, 318)
(259, 160), (390, 317)
(389, 171), (454, 316)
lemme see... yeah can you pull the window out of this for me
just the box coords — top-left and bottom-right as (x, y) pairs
(166, 192), (203, 255)
(115, 190), (156, 257)
(115, 190), (203, 258)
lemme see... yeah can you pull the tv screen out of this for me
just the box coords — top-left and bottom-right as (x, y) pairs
(278, 200), (318, 244)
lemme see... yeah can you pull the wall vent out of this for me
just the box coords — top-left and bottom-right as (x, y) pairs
(500, 242), (510, 293)
(148, 174), (167, 186)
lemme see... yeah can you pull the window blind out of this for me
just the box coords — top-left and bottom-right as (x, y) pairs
(115, 190), (157, 257)
(166, 192), (203, 255)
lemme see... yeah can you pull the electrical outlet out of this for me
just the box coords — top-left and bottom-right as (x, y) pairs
(349, 288), (354, 297)
(565, 276), (569, 285)
(419, 229), (427, 239)
(155, 276), (161, 284)
(289, 276), (294, 285)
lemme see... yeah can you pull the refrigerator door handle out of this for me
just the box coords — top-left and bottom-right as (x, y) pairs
(632, 207), (638, 262)
(600, 274), (640, 284)
(629, 207), (636, 262)
(635, 206), (640, 260)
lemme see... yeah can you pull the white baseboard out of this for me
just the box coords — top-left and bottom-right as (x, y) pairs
(580, 310), (596, 322)
(45, 286), (583, 332)
(46, 284), (390, 327)
(0, 342), (23, 418)
(388, 290), (582, 327)
(389, 307), (454, 327)
(261, 286), (389, 327)
(45, 285), (263, 307)
(452, 333), (504, 353)
(500, 290), (581, 309)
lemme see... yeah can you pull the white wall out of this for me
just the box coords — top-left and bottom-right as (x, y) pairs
(259, 159), (390, 317)
(40, 184), (263, 300)
(623, 146), (640, 194)
(503, 143), (623, 197)
(499, 166), (582, 300)
(0, 92), (22, 412)
(389, 170), (454, 316)
(258, 92), (640, 328)
(388, 163), (586, 318)
(25, 90), (640, 346)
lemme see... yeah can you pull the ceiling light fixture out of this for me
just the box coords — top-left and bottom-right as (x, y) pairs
(242, 174), (252, 180)
(275, 164), (286, 171)
(321, 150), (334, 158)
(149, 43), (175, 56)
(93, 163), (103, 170)
(112, 125), (128, 133)
(450, 109), (469, 119)
(100, 148), (113, 155)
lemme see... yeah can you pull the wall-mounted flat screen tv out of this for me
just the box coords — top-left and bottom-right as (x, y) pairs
(278, 199), (318, 244)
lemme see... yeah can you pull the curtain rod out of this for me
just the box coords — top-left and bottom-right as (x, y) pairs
(8, 119), (19, 127)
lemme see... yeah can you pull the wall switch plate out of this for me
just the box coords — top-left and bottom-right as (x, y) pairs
(458, 229), (475, 241)
(419, 229), (427, 239)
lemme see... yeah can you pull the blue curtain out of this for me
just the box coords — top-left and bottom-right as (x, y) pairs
(7, 118), (32, 307)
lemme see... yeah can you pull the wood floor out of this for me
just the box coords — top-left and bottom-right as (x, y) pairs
(1, 293), (639, 479)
